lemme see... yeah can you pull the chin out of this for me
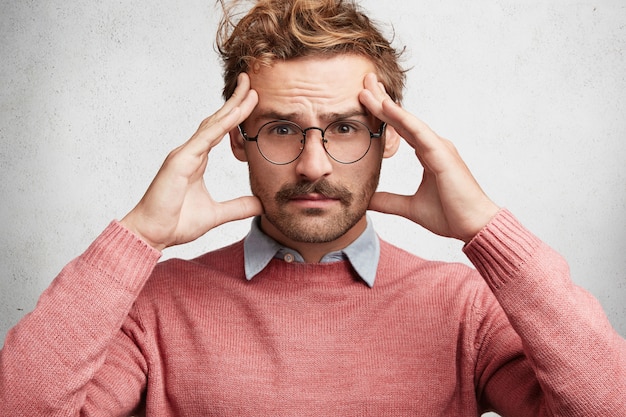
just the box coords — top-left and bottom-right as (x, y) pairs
(268, 209), (365, 244)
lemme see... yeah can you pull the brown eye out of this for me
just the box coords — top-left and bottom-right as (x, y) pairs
(267, 123), (299, 136)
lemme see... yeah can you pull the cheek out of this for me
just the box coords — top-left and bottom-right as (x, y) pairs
(353, 158), (383, 197)
(247, 161), (283, 201)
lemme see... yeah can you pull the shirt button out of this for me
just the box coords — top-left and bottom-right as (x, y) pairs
(283, 253), (295, 263)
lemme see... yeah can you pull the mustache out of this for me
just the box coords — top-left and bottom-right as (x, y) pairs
(275, 179), (353, 206)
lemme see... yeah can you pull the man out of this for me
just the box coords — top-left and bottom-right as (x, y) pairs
(1, 0), (624, 415)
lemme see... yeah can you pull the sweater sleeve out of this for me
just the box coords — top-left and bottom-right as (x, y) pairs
(463, 209), (626, 416)
(0, 221), (161, 416)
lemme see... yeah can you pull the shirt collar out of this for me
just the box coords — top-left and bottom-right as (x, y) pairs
(243, 216), (380, 287)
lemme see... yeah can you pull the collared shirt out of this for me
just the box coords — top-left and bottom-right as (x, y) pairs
(243, 216), (380, 287)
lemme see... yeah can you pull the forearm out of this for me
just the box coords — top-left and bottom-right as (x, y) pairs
(464, 210), (626, 416)
(0, 221), (160, 415)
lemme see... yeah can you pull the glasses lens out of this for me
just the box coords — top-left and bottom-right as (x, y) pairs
(257, 121), (305, 164)
(323, 120), (372, 163)
(254, 119), (375, 164)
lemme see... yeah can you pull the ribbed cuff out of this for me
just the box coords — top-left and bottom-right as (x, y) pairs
(78, 221), (162, 292)
(463, 209), (541, 290)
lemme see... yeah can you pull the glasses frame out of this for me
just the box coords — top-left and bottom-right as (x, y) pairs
(238, 119), (387, 165)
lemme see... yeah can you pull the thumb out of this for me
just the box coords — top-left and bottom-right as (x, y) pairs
(213, 195), (264, 227)
(368, 191), (412, 218)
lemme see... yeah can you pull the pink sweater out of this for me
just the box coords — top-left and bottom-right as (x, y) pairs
(1, 210), (625, 416)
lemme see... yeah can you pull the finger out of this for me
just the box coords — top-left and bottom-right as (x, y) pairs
(195, 75), (258, 147)
(213, 73), (253, 120)
(360, 73), (443, 154)
(368, 191), (412, 218)
(359, 73), (389, 117)
(186, 79), (259, 157)
(212, 195), (264, 227)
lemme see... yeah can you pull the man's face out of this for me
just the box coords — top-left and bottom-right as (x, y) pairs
(233, 55), (395, 250)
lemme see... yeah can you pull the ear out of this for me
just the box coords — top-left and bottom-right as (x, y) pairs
(229, 127), (248, 162)
(382, 125), (401, 158)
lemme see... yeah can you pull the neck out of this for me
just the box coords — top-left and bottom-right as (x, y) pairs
(259, 215), (368, 263)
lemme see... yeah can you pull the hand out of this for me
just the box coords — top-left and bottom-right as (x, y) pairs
(120, 73), (263, 251)
(360, 73), (500, 243)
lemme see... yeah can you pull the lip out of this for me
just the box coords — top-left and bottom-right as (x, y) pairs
(289, 193), (340, 208)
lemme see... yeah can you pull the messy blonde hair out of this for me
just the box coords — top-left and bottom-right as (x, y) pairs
(216, 0), (405, 102)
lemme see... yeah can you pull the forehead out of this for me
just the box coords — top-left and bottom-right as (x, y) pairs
(248, 55), (377, 122)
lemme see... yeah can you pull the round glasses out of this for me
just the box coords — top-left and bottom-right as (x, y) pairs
(239, 119), (386, 165)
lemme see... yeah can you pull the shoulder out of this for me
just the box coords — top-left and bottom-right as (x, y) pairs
(376, 238), (489, 304)
(139, 240), (246, 301)
(373, 239), (505, 345)
(377, 238), (479, 282)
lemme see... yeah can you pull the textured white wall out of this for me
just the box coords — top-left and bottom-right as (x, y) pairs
(1, 0), (624, 385)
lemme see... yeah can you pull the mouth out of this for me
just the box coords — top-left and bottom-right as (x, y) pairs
(291, 192), (337, 201)
(276, 180), (353, 207)
(289, 192), (340, 208)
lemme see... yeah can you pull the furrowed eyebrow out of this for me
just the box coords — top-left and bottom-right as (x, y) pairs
(254, 108), (371, 124)
(255, 111), (301, 122)
(321, 109), (370, 122)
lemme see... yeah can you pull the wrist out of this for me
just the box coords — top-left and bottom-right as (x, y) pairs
(460, 203), (501, 244)
(119, 215), (167, 252)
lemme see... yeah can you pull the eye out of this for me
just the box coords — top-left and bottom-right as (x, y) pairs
(328, 120), (365, 136)
(337, 124), (353, 134)
(266, 122), (300, 136)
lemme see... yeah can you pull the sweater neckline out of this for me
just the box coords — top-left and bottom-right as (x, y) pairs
(250, 257), (369, 288)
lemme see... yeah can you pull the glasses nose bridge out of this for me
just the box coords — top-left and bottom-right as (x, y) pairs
(301, 126), (327, 142)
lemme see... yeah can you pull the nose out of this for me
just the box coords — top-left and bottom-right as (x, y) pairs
(294, 128), (333, 181)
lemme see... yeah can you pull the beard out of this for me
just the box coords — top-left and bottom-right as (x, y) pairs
(250, 170), (381, 244)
